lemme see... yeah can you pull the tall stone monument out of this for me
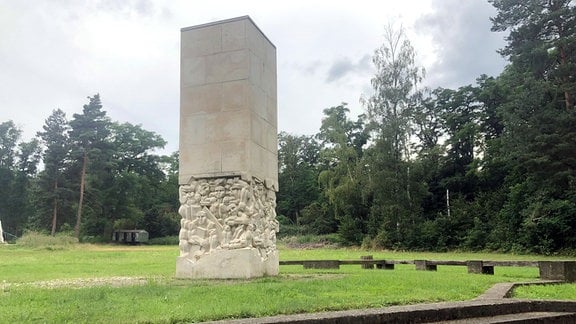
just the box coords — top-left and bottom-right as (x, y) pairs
(176, 16), (279, 279)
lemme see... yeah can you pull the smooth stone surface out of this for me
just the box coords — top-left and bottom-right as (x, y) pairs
(176, 248), (278, 279)
(539, 261), (576, 282)
(179, 16), (278, 189)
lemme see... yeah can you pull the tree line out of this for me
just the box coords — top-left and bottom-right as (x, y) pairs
(276, 0), (576, 253)
(0, 94), (180, 241)
(1, 1), (574, 252)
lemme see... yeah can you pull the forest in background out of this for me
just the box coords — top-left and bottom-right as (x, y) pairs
(276, 0), (576, 254)
(1, 1), (575, 253)
(0, 95), (180, 241)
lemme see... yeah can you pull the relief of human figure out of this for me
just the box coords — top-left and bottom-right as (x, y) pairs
(178, 183), (194, 256)
(179, 180), (208, 256)
(178, 183), (195, 220)
(209, 185), (227, 220)
(208, 227), (220, 251)
(187, 210), (213, 258)
(266, 190), (279, 247)
(227, 223), (255, 249)
(179, 218), (188, 256)
(222, 225), (232, 247)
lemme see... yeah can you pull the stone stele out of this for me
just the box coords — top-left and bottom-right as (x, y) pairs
(176, 16), (279, 279)
(0, 220), (4, 243)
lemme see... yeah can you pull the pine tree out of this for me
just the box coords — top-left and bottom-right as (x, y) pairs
(68, 94), (111, 238)
(490, 0), (576, 110)
(36, 109), (70, 235)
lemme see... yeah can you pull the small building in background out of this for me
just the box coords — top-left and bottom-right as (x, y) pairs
(112, 230), (149, 244)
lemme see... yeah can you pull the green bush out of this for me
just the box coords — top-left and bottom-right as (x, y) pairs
(360, 235), (372, 250)
(148, 235), (179, 245)
(16, 231), (78, 249)
(299, 202), (337, 234)
(337, 214), (364, 245)
(81, 235), (109, 244)
(279, 234), (341, 248)
(276, 215), (303, 238)
(113, 218), (137, 230)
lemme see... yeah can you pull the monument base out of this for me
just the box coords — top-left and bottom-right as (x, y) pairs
(175, 248), (279, 279)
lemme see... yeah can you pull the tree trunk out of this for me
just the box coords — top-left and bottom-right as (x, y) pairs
(74, 151), (88, 239)
(50, 180), (58, 236)
(559, 45), (573, 110)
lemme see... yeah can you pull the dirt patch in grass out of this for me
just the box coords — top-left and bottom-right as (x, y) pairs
(2, 276), (149, 289)
(284, 242), (340, 249)
(281, 273), (345, 280)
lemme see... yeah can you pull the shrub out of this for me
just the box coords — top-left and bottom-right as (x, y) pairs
(299, 202), (337, 234)
(148, 235), (179, 245)
(16, 231), (78, 249)
(279, 234), (341, 248)
(360, 235), (373, 250)
(337, 214), (364, 246)
(276, 215), (302, 238)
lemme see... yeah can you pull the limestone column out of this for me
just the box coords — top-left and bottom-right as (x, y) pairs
(176, 16), (278, 279)
(0, 220), (4, 243)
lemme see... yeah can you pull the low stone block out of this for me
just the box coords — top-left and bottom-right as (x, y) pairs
(303, 260), (340, 269)
(376, 263), (395, 270)
(415, 260), (437, 271)
(361, 255), (374, 269)
(539, 261), (576, 282)
(467, 261), (494, 275)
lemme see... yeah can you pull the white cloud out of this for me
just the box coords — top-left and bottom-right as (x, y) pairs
(0, 0), (507, 154)
(415, 0), (507, 89)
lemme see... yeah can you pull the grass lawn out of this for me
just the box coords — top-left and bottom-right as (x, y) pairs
(513, 283), (576, 300)
(0, 243), (573, 323)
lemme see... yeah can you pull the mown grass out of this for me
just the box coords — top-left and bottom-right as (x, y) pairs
(0, 244), (176, 282)
(0, 242), (573, 323)
(513, 284), (576, 300)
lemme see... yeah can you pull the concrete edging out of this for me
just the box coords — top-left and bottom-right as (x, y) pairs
(475, 280), (565, 300)
(205, 281), (576, 323)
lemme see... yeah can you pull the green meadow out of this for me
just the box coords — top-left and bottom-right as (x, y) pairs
(1, 243), (574, 323)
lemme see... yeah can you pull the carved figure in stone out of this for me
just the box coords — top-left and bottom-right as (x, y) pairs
(187, 210), (211, 257)
(209, 185), (227, 220)
(227, 223), (254, 249)
(228, 181), (245, 205)
(178, 176), (278, 261)
(178, 184), (195, 220)
(222, 225), (232, 246)
(209, 227), (221, 250)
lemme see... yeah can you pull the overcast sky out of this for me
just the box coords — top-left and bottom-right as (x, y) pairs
(0, 0), (507, 154)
